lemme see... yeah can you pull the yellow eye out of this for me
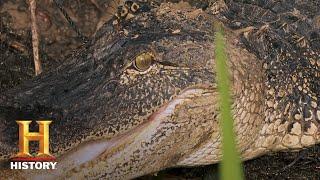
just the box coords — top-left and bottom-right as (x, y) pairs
(133, 52), (154, 71)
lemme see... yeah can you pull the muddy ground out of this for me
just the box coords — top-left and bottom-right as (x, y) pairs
(1, 0), (319, 179)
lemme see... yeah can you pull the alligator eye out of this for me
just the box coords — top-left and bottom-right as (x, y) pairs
(133, 52), (154, 71)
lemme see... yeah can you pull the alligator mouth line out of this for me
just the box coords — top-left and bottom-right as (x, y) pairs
(31, 85), (214, 178)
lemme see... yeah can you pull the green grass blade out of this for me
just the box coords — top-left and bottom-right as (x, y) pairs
(214, 22), (244, 180)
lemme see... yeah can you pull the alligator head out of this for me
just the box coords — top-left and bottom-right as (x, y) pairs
(0, 1), (319, 179)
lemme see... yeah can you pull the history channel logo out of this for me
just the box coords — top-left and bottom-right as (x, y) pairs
(10, 120), (57, 170)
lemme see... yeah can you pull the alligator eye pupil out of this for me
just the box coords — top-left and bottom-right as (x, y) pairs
(134, 53), (154, 71)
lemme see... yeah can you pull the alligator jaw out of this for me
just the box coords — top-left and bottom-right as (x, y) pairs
(27, 86), (213, 179)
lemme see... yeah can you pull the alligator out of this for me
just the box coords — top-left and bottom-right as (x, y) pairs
(0, 0), (319, 179)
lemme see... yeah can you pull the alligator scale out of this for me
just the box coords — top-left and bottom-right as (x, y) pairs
(0, 0), (319, 179)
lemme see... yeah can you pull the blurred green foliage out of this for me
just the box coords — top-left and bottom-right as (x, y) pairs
(214, 22), (244, 180)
